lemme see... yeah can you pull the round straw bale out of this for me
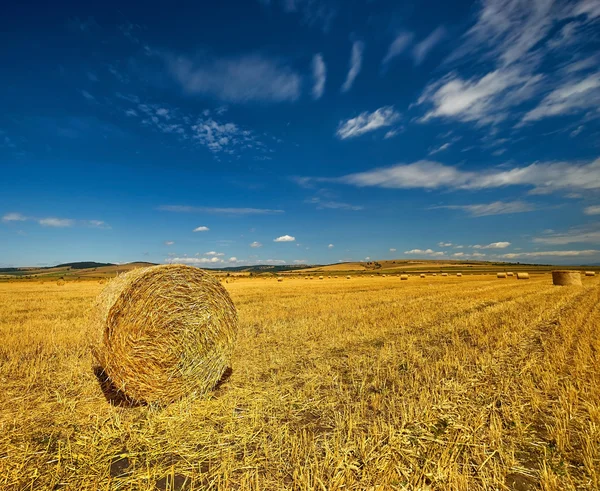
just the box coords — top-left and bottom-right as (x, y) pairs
(346, 275), (351, 279)
(506, 272), (514, 277)
(90, 264), (237, 405)
(57, 279), (66, 286)
(319, 276), (324, 280)
(441, 273), (448, 277)
(497, 272), (507, 278)
(382, 274), (386, 277)
(277, 277), (283, 282)
(552, 270), (582, 286)
(420, 274), (426, 278)
(585, 271), (595, 277)
(456, 273), (462, 277)
(432, 273), (437, 276)
(516, 272), (530, 280)
(401, 274), (409, 280)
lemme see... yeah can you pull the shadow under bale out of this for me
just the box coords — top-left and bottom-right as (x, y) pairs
(93, 366), (146, 408)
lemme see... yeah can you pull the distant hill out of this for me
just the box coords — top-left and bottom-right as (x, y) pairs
(55, 261), (115, 269)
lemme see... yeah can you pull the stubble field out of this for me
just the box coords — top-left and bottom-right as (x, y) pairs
(1, 273), (599, 490)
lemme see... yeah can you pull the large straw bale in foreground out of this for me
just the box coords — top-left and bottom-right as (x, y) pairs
(517, 272), (529, 280)
(90, 264), (238, 405)
(552, 270), (582, 286)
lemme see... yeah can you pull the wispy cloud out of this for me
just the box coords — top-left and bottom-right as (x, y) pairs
(341, 41), (364, 93)
(193, 226), (210, 232)
(336, 106), (400, 139)
(308, 158), (600, 194)
(305, 197), (364, 211)
(311, 53), (326, 99)
(328, 244), (334, 248)
(165, 241), (175, 246)
(499, 250), (600, 259)
(159, 205), (284, 215)
(416, 0), (600, 126)
(413, 26), (446, 65)
(404, 248), (445, 256)
(472, 242), (511, 249)
(433, 200), (537, 217)
(38, 218), (75, 227)
(274, 235), (295, 242)
(382, 32), (413, 66)
(167, 256), (222, 265)
(2, 212), (27, 222)
(533, 225), (600, 245)
(428, 142), (451, 155)
(584, 205), (600, 215)
(438, 242), (452, 247)
(167, 54), (301, 103)
(250, 241), (262, 248)
(521, 71), (600, 123)
(204, 251), (224, 256)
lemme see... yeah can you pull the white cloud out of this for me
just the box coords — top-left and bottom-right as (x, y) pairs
(389, 248), (397, 252)
(80, 90), (95, 102)
(167, 54), (301, 103)
(336, 106), (400, 139)
(417, 68), (543, 125)
(434, 200), (536, 217)
(250, 241), (262, 248)
(190, 118), (254, 154)
(428, 142), (451, 155)
(382, 32), (413, 66)
(472, 242), (511, 249)
(328, 244), (334, 248)
(341, 41), (364, 93)
(471, 252), (486, 258)
(262, 0), (337, 32)
(521, 72), (600, 123)
(413, 26), (446, 65)
(205, 251), (224, 256)
(167, 256), (222, 264)
(160, 205), (284, 215)
(416, 0), (600, 127)
(499, 250), (600, 259)
(533, 225), (600, 245)
(320, 158), (600, 194)
(293, 259), (307, 264)
(193, 226), (210, 232)
(584, 205), (600, 215)
(274, 235), (295, 242)
(165, 241), (175, 246)
(453, 252), (465, 257)
(384, 128), (402, 139)
(305, 197), (363, 211)
(39, 218), (75, 227)
(311, 53), (326, 99)
(85, 220), (111, 229)
(2, 212), (27, 222)
(229, 257), (239, 263)
(404, 248), (445, 256)
(438, 242), (453, 247)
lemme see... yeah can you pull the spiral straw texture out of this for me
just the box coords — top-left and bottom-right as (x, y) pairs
(90, 264), (237, 405)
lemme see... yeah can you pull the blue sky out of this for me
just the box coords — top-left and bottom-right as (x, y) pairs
(2, 0), (600, 267)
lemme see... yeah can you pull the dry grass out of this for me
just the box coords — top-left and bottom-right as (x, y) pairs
(1, 274), (600, 490)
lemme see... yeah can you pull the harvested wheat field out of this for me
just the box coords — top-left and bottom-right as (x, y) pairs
(1, 273), (600, 490)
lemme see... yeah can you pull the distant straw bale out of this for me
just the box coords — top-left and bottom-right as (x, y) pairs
(278, 277), (283, 282)
(420, 274), (426, 278)
(506, 272), (514, 277)
(497, 273), (507, 279)
(89, 264), (237, 405)
(57, 279), (66, 286)
(441, 273), (448, 277)
(319, 276), (324, 280)
(346, 275), (351, 279)
(457, 273), (462, 277)
(401, 274), (409, 280)
(552, 270), (582, 286)
(517, 272), (530, 280)
(585, 271), (595, 277)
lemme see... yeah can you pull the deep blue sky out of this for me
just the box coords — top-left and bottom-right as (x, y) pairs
(2, 0), (600, 267)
